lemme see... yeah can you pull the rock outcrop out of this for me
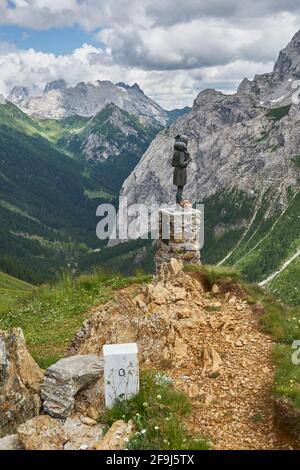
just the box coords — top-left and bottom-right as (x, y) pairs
(120, 32), (300, 216)
(0, 328), (43, 437)
(70, 260), (207, 366)
(41, 354), (104, 419)
(116, 30), (300, 290)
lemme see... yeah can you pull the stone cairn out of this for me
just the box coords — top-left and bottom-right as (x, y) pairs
(154, 203), (201, 272)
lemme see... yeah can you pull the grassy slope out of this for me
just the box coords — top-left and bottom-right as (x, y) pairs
(267, 254), (300, 305)
(0, 119), (107, 283)
(0, 101), (161, 283)
(0, 101), (158, 193)
(0, 272), (34, 313)
(202, 186), (300, 305)
(0, 270), (151, 368)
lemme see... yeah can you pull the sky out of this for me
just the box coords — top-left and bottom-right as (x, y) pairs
(0, 1), (299, 109)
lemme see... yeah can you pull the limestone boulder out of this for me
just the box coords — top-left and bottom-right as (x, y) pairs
(0, 328), (43, 437)
(41, 354), (104, 418)
(18, 415), (66, 450)
(94, 420), (134, 450)
(63, 415), (103, 450)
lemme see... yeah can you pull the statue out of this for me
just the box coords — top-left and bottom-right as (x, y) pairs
(172, 134), (191, 206)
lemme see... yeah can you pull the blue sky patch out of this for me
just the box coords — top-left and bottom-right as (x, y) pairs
(0, 24), (101, 54)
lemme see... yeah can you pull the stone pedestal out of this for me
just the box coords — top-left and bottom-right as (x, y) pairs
(155, 206), (201, 271)
(103, 343), (139, 408)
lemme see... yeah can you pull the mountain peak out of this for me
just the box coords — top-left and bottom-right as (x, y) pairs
(193, 89), (225, 110)
(8, 78), (168, 124)
(273, 28), (300, 77)
(8, 86), (30, 104)
(116, 82), (144, 94)
(44, 79), (67, 93)
(131, 83), (144, 94)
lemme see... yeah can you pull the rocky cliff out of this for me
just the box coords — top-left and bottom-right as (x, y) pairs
(118, 30), (300, 298)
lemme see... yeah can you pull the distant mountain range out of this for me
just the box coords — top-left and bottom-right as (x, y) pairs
(2, 30), (300, 306)
(8, 79), (190, 125)
(119, 29), (300, 305)
(0, 90), (175, 282)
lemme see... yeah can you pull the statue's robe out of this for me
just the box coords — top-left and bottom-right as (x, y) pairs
(172, 141), (190, 187)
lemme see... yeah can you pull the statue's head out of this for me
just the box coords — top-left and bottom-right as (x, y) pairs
(180, 135), (188, 146)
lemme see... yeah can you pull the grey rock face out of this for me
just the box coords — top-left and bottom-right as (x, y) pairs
(8, 79), (169, 125)
(41, 354), (104, 418)
(118, 31), (300, 236)
(8, 86), (30, 105)
(0, 328), (43, 438)
(44, 79), (67, 93)
(238, 29), (300, 107)
(81, 103), (159, 163)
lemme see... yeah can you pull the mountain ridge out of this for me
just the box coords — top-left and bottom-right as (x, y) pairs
(7, 79), (189, 125)
(118, 30), (300, 304)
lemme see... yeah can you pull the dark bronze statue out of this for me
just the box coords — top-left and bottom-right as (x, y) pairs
(172, 134), (191, 205)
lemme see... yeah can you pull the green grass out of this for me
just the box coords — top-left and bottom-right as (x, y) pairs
(84, 188), (116, 200)
(184, 263), (242, 287)
(0, 270), (151, 368)
(292, 155), (300, 169)
(221, 189), (300, 303)
(101, 372), (210, 450)
(0, 271), (34, 314)
(266, 105), (291, 121)
(267, 254), (300, 306)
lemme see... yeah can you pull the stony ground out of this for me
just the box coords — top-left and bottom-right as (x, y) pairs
(72, 260), (296, 450)
(171, 284), (292, 450)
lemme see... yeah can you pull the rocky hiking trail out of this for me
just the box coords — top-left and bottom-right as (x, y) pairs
(0, 259), (297, 450)
(71, 260), (295, 450)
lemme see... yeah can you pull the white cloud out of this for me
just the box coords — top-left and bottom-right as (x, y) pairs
(0, 40), (278, 108)
(0, 1), (300, 107)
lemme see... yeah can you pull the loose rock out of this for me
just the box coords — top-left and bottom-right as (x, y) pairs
(94, 420), (134, 450)
(41, 354), (104, 418)
(18, 415), (66, 450)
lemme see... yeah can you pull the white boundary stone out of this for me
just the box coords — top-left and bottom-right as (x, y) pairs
(103, 343), (139, 408)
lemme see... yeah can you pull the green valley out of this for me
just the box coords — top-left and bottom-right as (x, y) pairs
(0, 100), (160, 283)
(201, 186), (300, 305)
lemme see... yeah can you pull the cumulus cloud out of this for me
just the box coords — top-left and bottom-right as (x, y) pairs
(0, 40), (276, 108)
(2, 1), (300, 30)
(0, 0), (300, 107)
